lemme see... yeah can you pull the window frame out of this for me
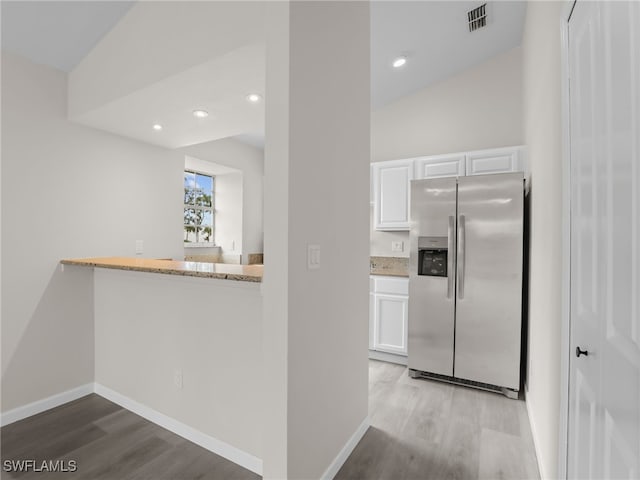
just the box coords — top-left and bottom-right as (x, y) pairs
(183, 169), (215, 246)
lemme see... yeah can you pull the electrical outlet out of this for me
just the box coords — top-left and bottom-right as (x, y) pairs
(391, 241), (404, 252)
(135, 240), (144, 255)
(174, 369), (183, 390)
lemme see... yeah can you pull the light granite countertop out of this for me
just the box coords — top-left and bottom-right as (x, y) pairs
(370, 256), (409, 277)
(61, 257), (263, 282)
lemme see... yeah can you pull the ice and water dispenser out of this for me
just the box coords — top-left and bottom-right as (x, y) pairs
(417, 236), (448, 277)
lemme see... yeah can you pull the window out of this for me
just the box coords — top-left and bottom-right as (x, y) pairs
(184, 170), (214, 244)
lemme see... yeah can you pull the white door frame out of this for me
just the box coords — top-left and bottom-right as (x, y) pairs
(559, 1), (577, 479)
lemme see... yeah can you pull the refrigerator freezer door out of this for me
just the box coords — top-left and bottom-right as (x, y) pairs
(408, 177), (457, 376)
(454, 173), (523, 389)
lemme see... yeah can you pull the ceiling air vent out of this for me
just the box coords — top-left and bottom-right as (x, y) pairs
(468, 3), (487, 32)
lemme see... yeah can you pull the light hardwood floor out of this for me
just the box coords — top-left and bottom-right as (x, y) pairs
(336, 360), (540, 480)
(2, 362), (539, 479)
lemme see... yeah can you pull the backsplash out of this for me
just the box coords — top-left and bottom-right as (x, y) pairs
(185, 254), (222, 263)
(247, 253), (264, 265)
(185, 254), (241, 264)
(370, 256), (409, 277)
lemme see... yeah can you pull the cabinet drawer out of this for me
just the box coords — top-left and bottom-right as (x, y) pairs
(373, 276), (409, 295)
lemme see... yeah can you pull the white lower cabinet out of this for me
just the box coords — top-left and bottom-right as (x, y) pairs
(374, 294), (408, 354)
(370, 276), (409, 358)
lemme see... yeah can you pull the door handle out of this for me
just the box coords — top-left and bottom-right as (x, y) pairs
(447, 216), (455, 298)
(576, 346), (589, 357)
(457, 215), (465, 299)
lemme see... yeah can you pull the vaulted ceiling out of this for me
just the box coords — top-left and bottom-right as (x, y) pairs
(1, 1), (526, 149)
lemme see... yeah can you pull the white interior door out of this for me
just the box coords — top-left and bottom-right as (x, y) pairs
(568, 2), (640, 479)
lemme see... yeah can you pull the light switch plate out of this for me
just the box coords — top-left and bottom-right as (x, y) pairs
(307, 244), (321, 270)
(391, 241), (404, 252)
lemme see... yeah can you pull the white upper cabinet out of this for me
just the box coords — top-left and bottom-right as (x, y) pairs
(414, 154), (466, 179)
(372, 146), (525, 231)
(372, 159), (414, 231)
(465, 146), (523, 176)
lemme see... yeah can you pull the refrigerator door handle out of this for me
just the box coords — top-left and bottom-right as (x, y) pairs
(457, 214), (466, 299)
(447, 215), (455, 299)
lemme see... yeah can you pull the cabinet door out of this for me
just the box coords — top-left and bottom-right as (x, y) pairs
(414, 154), (465, 179)
(465, 147), (523, 176)
(372, 160), (414, 231)
(369, 292), (375, 350)
(373, 294), (408, 355)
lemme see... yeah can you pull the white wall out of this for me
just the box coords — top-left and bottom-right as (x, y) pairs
(94, 268), (262, 464)
(371, 47), (523, 257)
(214, 172), (243, 255)
(263, 2), (370, 478)
(180, 139), (264, 264)
(1, 52), (183, 412)
(262, 3), (290, 476)
(521, 3), (564, 479)
(372, 46), (523, 163)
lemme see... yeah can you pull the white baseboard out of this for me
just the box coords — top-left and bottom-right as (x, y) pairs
(2, 382), (367, 480)
(368, 350), (408, 366)
(525, 392), (548, 480)
(320, 416), (369, 480)
(1, 383), (94, 427)
(94, 384), (262, 475)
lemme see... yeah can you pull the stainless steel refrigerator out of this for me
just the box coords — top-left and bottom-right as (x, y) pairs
(408, 172), (524, 398)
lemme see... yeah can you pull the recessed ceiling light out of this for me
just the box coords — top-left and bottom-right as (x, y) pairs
(392, 56), (407, 68)
(192, 109), (209, 118)
(246, 93), (262, 103)
(152, 124), (163, 131)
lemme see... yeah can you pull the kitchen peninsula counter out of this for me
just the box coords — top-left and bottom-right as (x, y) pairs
(61, 256), (263, 282)
(59, 256), (264, 470)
